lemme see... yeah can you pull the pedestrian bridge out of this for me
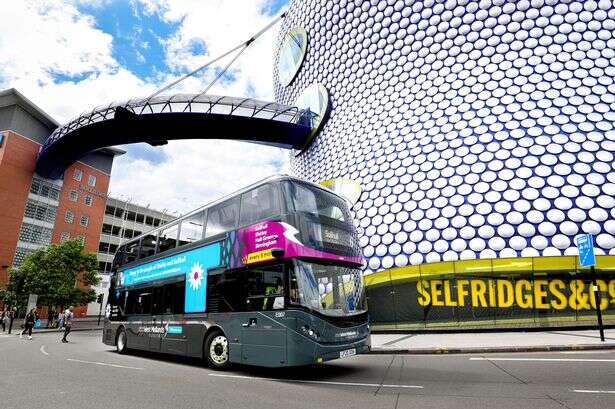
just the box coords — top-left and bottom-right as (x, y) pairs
(35, 94), (315, 179)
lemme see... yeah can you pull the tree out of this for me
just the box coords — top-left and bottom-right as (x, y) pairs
(3, 240), (100, 311)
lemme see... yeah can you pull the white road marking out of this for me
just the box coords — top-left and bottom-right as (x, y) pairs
(66, 358), (143, 370)
(572, 389), (615, 394)
(470, 357), (615, 363)
(40, 345), (49, 356)
(209, 373), (423, 389)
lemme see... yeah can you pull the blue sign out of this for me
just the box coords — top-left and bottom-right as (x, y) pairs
(121, 242), (221, 313)
(184, 243), (221, 313)
(576, 234), (596, 268)
(167, 325), (183, 334)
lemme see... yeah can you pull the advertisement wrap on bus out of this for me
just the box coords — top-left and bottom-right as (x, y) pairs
(229, 221), (363, 268)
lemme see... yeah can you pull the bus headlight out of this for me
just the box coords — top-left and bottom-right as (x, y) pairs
(301, 325), (320, 340)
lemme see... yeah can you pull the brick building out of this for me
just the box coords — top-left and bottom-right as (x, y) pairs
(0, 88), (124, 315)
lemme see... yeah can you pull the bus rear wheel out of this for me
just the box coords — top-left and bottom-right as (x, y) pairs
(116, 328), (128, 354)
(205, 330), (229, 370)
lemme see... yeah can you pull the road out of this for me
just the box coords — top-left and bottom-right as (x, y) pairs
(0, 331), (613, 409)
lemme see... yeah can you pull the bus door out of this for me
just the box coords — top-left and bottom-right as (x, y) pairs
(241, 267), (287, 367)
(126, 289), (153, 350)
(149, 286), (164, 351)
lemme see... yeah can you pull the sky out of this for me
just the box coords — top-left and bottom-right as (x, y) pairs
(0, 0), (290, 215)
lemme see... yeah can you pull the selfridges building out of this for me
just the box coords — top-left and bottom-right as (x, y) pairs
(274, 0), (615, 328)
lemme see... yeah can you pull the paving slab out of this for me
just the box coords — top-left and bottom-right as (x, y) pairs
(370, 329), (615, 354)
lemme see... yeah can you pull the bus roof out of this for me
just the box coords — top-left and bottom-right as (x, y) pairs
(121, 175), (345, 246)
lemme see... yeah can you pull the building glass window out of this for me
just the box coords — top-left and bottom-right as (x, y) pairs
(278, 27), (308, 86)
(84, 195), (93, 206)
(76, 235), (85, 246)
(80, 215), (89, 227)
(12, 247), (33, 267)
(294, 83), (330, 152)
(30, 177), (60, 200)
(60, 232), (70, 242)
(74, 169), (83, 182)
(18, 223), (53, 244)
(88, 175), (96, 187)
(69, 190), (78, 202)
(65, 210), (74, 224)
(23, 199), (57, 223)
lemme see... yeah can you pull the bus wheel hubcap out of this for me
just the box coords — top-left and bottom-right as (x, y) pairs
(210, 336), (228, 364)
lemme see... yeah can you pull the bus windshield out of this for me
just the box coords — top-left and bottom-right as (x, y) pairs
(290, 260), (365, 317)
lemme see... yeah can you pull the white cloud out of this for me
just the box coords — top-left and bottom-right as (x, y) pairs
(137, 0), (284, 100)
(0, 0), (292, 214)
(111, 140), (290, 214)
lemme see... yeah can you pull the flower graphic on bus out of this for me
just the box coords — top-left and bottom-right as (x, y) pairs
(188, 262), (204, 291)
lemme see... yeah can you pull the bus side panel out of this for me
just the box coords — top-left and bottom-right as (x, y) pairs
(184, 320), (208, 358)
(239, 312), (287, 367)
(161, 315), (187, 355)
(126, 318), (149, 350)
(103, 321), (120, 346)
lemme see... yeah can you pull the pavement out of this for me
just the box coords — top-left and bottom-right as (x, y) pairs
(1, 331), (614, 409)
(4, 317), (103, 334)
(370, 329), (615, 354)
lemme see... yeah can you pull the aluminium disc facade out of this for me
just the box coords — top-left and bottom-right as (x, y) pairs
(274, 0), (615, 274)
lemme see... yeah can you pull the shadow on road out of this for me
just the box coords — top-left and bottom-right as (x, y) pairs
(104, 348), (364, 381)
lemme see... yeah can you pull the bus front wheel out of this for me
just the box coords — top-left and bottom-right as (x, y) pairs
(204, 330), (229, 370)
(116, 328), (128, 354)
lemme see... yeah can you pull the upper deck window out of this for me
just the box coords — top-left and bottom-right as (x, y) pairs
(284, 182), (349, 222)
(239, 184), (280, 226)
(158, 224), (179, 253)
(205, 197), (240, 238)
(179, 211), (205, 245)
(124, 240), (140, 264)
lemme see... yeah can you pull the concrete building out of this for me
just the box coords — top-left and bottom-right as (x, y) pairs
(0, 88), (124, 315)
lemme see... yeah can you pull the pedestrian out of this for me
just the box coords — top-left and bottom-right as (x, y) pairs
(20, 308), (37, 340)
(1, 308), (7, 332)
(7, 307), (15, 334)
(47, 308), (54, 328)
(57, 309), (64, 329)
(61, 306), (74, 343)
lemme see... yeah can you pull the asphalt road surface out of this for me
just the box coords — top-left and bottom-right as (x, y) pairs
(0, 331), (614, 409)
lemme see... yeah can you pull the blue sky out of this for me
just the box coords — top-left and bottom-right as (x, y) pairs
(76, 1), (179, 80)
(0, 0), (292, 212)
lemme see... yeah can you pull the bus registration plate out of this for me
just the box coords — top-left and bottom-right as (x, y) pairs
(339, 348), (356, 359)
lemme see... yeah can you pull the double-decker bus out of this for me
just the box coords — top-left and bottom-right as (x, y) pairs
(103, 175), (369, 368)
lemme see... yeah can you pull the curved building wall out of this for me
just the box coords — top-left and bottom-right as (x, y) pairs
(274, 0), (615, 276)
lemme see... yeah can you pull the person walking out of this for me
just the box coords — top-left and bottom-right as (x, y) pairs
(1, 308), (7, 332)
(57, 309), (64, 329)
(7, 307), (15, 334)
(61, 306), (74, 343)
(20, 308), (37, 340)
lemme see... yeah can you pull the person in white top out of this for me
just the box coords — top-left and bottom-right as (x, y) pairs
(61, 306), (74, 343)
